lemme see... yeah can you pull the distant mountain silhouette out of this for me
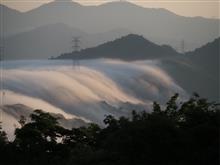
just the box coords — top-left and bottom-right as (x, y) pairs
(4, 23), (131, 60)
(0, 4), (24, 36)
(57, 34), (179, 60)
(1, 1), (219, 51)
(4, 23), (86, 60)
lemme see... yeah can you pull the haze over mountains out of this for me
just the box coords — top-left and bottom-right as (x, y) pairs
(1, 0), (219, 60)
(0, 0), (219, 143)
(4, 23), (131, 60)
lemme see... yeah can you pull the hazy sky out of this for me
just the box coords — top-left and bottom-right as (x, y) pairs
(1, 0), (220, 19)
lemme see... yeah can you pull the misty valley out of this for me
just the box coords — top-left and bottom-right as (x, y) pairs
(0, 0), (219, 165)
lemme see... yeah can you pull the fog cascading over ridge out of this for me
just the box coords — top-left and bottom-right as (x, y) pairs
(1, 59), (187, 126)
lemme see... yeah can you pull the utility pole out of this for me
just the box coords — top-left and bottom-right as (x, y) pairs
(72, 37), (81, 69)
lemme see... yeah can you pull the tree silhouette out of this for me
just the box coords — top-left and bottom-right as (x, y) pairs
(0, 122), (7, 145)
(0, 94), (219, 165)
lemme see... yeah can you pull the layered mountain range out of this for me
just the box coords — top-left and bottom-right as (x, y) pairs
(1, 0), (219, 59)
(0, 0), (219, 137)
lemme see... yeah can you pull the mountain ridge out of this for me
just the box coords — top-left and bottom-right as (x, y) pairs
(56, 34), (180, 60)
(2, 1), (219, 51)
(3, 1), (219, 20)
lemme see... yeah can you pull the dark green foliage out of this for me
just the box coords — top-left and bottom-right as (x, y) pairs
(0, 94), (219, 165)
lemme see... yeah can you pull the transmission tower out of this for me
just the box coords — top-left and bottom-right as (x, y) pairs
(72, 37), (81, 69)
(181, 40), (185, 54)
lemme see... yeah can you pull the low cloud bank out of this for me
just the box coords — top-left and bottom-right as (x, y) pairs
(1, 59), (186, 125)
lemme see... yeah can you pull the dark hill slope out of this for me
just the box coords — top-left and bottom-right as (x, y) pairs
(161, 38), (219, 100)
(186, 37), (219, 75)
(57, 34), (179, 61)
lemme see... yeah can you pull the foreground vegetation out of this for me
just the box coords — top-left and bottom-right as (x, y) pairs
(0, 94), (219, 165)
